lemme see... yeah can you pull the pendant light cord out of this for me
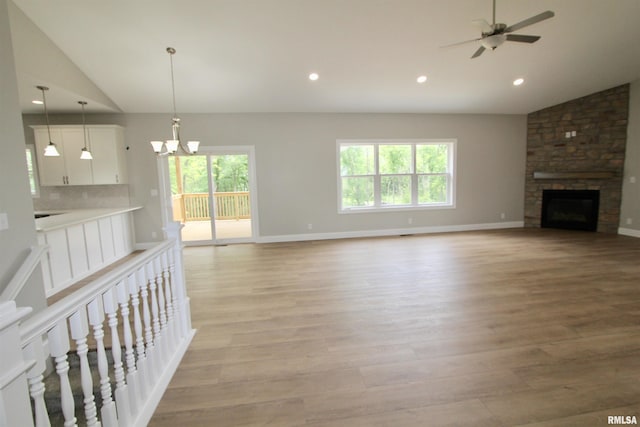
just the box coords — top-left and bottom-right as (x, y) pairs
(80, 101), (88, 149)
(38, 86), (53, 143)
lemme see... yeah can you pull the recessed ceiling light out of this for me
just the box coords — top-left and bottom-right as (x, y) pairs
(417, 75), (428, 84)
(32, 100), (44, 105)
(513, 78), (524, 86)
(309, 73), (319, 81)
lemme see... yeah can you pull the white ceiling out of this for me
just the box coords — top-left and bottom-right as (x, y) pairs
(10, 0), (640, 115)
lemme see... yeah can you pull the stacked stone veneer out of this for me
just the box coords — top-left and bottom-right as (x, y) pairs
(525, 84), (630, 233)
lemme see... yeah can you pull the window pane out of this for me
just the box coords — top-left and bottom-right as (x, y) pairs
(340, 145), (374, 176)
(416, 144), (448, 173)
(418, 175), (448, 204)
(379, 145), (412, 174)
(25, 148), (36, 195)
(381, 176), (411, 205)
(342, 177), (374, 208)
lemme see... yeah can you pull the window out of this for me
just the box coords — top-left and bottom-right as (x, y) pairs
(338, 139), (455, 212)
(25, 145), (40, 197)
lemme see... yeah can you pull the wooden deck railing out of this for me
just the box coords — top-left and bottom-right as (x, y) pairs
(172, 192), (250, 222)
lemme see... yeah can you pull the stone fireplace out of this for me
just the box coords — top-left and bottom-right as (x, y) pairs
(525, 84), (630, 233)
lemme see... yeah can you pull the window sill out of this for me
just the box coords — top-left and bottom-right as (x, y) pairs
(339, 204), (455, 214)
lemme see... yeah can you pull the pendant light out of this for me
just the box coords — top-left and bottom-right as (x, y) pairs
(78, 101), (93, 160)
(37, 86), (60, 157)
(150, 47), (200, 156)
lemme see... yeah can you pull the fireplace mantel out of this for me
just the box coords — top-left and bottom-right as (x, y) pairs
(533, 171), (616, 180)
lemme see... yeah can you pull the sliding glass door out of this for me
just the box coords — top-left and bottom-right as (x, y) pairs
(166, 147), (257, 245)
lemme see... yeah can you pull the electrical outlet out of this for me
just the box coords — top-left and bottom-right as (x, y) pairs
(630, 176), (636, 184)
(565, 131), (571, 139)
(627, 218), (633, 225)
(150, 189), (159, 197)
(151, 231), (158, 239)
(307, 223), (313, 230)
(500, 212), (506, 220)
(408, 217), (413, 225)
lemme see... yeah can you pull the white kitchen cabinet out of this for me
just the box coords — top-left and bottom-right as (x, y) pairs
(88, 126), (128, 184)
(32, 125), (127, 186)
(34, 127), (93, 185)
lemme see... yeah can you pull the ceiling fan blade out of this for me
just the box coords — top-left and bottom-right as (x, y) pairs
(506, 34), (541, 43)
(505, 10), (554, 33)
(471, 46), (486, 59)
(472, 18), (492, 34)
(441, 38), (481, 48)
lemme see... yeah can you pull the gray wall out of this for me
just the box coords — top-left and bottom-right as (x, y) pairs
(620, 79), (640, 234)
(123, 113), (527, 241)
(0, 0), (45, 311)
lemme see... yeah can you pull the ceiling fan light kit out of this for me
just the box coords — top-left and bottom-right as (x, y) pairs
(444, 0), (554, 59)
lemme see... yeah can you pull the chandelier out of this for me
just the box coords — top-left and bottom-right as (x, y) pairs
(150, 47), (200, 156)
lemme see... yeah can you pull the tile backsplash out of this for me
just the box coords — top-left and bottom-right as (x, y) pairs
(34, 185), (131, 211)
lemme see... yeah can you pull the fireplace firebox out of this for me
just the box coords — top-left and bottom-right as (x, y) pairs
(541, 190), (600, 231)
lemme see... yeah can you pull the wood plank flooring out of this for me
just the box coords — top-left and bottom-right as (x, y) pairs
(149, 229), (640, 426)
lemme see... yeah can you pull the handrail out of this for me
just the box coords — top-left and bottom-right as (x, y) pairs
(1, 245), (49, 302)
(20, 239), (173, 344)
(3, 223), (195, 427)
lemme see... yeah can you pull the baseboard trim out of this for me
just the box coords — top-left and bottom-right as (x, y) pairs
(618, 227), (640, 238)
(257, 221), (524, 244)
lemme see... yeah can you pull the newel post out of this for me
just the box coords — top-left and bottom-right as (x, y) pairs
(0, 301), (34, 427)
(163, 221), (192, 335)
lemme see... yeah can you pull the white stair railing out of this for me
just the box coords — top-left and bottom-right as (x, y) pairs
(0, 222), (195, 427)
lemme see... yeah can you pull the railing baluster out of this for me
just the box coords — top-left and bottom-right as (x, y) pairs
(23, 339), (50, 427)
(161, 251), (176, 348)
(129, 269), (149, 394)
(146, 262), (163, 368)
(154, 257), (169, 355)
(47, 320), (77, 427)
(69, 308), (98, 426)
(118, 275), (140, 412)
(103, 287), (131, 426)
(87, 297), (117, 427)
(137, 267), (157, 379)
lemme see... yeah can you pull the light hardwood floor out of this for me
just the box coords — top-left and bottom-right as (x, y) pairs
(150, 229), (640, 426)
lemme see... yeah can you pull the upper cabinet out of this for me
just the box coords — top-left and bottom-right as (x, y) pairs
(33, 125), (128, 186)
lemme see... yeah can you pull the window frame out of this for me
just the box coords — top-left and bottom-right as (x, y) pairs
(25, 144), (40, 198)
(337, 139), (456, 213)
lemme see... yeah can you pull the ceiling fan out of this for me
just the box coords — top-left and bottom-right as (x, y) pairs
(443, 0), (554, 59)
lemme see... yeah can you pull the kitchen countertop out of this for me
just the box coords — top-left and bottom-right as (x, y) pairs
(35, 207), (142, 232)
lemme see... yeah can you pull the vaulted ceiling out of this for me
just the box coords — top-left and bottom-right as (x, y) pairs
(9, 0), (640, 114)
